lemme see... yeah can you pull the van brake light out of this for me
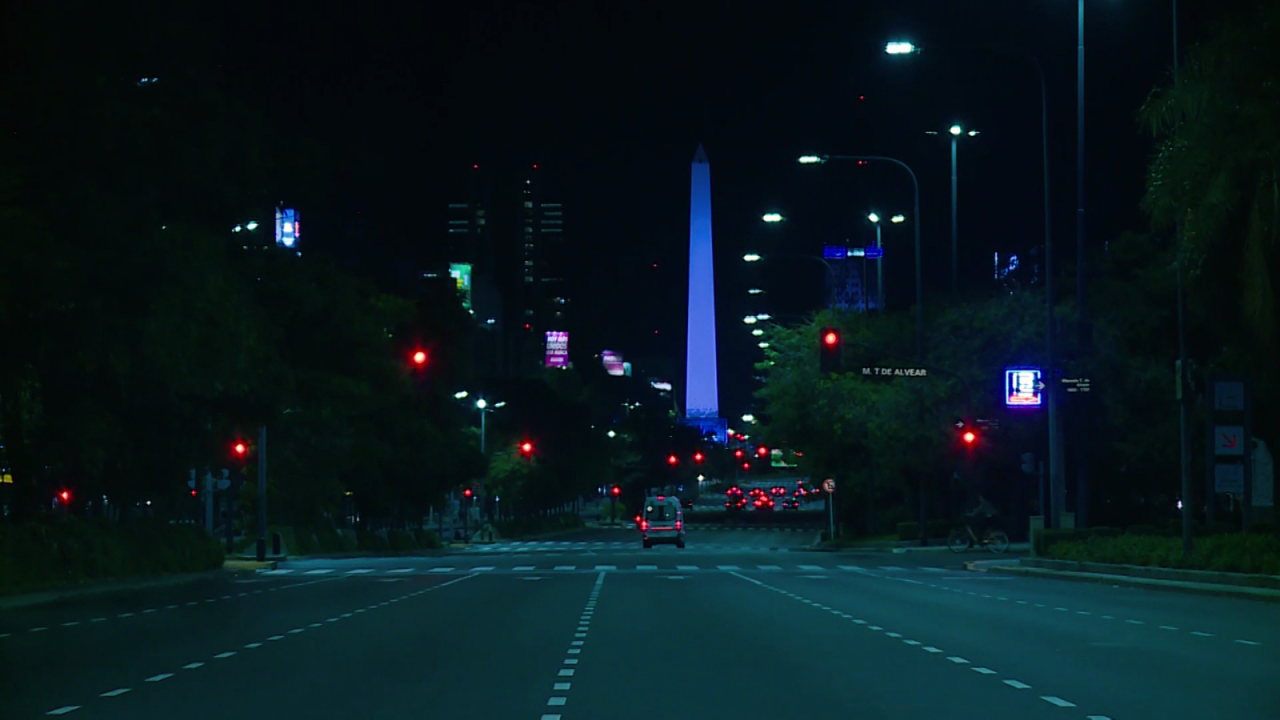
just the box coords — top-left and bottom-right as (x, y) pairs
(641, 520), (649, 531)
(675, 520), (682, 531)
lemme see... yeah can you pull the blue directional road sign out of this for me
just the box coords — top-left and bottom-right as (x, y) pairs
(864, 247), (883, 259)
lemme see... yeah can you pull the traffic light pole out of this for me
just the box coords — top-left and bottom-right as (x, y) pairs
(204, 469), (214, 532)
(257, 425), (268, 562)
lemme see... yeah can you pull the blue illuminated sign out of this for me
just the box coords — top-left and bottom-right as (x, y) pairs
(1005, 367), (1044, 408)
(822, 246), (848, 260)
(275, 207), (299, 248)
(864, 247), (883, 259)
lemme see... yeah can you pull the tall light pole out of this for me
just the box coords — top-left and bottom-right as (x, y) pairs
(1169, 0), (1192, 557)
(926, 125), (979, 293)
(886, 39), (1062, 529)
(867, 212), (905, 313)
(801, 154), (927, 545)
(800, 155), (923, 362)
(1074, 0), (1092, 527)
(476, 398), (488, 454)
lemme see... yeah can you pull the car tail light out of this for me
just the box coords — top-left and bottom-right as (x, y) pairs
(676, 520), (682, 531)
(641, 520), (649, 531)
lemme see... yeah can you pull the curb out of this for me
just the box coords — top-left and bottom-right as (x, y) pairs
(986, 565), (1280, 603)
(0, 569), (236, 611)
(223, 560), (277, 571)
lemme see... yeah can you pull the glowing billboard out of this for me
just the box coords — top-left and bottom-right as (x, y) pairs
(545, 331), (569, 368)
(449, 262), (473, 310)
(602, 350), (625, 377)
(275, 207), (299, 248)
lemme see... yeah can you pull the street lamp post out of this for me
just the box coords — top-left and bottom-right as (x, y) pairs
(926, 126), (979, 293)
(476, 398), (488, 454)
(867, 213), (905, 313)
(886, 40), (1062, 530)
(802, 154), (928, 546)
(799, 155), (923, 362)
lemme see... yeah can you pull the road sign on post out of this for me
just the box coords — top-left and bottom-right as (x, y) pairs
(1206, 377), (1254, 530)
(823, 478), (836, 541)
(864, 246), (883, 259)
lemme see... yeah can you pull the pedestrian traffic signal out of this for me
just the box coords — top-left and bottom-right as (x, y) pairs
(611, 485), (621, 497)
(819, 327), (842, 373)
(667, 454), (678, 466)
(693, 451), (704, 464)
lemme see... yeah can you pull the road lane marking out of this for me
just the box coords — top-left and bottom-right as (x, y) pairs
(554, 566), (576, 571)
(717, 565), (740, 570)
(1004, 680), (1031, 689)
(595, 565), (617, 570)
(100, 689), (131, 697)
(1041, 696), (1076, 707)
(1236, 639), (1261, 645)
(46, 706), (80, 715)
(637, 565), (657, 570)
(470, 566), (495, 572)
(428, 567), (453, 573)
(972, 668), (996, 675)
(145, 674), (173, 682)
(676, 565), (699, 570)
(514, 565), (536, 571)
(182, 662), (204, 670)
(305, 569), (334, 575)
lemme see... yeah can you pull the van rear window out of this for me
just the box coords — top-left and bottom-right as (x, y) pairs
(645, 505), (670, 520)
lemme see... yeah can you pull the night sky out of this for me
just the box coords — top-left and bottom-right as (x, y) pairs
(153, 1), (1241, 416)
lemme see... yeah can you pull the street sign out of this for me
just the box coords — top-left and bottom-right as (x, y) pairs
(1214, 381), (1245, 411)
(1004, 368), (1043, 408)
(864, 246), (883, 259)
(1214, 463), (1244, 494)
(822, 478), (836, 493)
(1215, 426), (1245, 456)
(822, 246), (848, 259)
(861, 366), (928, 377)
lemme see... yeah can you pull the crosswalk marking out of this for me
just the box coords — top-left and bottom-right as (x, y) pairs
(261, 563), (951, 575)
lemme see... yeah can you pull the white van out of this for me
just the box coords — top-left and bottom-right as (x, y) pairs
(641, 496), (685, 549)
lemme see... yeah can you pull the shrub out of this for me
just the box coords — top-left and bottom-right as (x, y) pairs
(0, 518), (224, 596)
(1048, 532), (1280, 575)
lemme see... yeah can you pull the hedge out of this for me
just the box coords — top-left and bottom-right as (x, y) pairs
(0, 517), (225, 596)
(496, 512), (584, 539)
(1047, 532), (1280, 576)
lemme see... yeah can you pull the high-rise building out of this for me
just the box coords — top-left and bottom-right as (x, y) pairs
(445, 165), (569, 376)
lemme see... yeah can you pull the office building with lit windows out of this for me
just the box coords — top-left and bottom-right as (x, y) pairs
(444, 165), (570, 376)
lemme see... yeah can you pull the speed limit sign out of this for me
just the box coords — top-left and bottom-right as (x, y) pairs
(823, 478), (836, 493)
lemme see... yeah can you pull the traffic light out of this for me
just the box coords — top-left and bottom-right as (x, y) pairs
(463, 488), (473, 499)
(819, 327), (842, 373)
(962, 430), (977, 446)
(411, 350), (427, 367)
(741, 462), (751, 471)
(667, 454), (678, 466)
(611, 485), (621, 497)
(693, 451), (705, 464)
(233, 441), (247, 458)
(734, 448), (744, 459)
(756, 445), (769, 458)
(58, 490), (70, 503)
(519, 441), (534, 460)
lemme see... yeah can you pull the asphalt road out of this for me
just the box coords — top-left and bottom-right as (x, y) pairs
(4, 544), (1275, 719)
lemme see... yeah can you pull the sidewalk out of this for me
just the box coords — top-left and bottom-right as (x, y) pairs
(982, 557), (1280, 603)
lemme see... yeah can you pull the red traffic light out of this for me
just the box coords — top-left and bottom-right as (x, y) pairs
(463, 488), (473, 498)
(822, 330), (839, 347)
(756, 446), (769, 458)
(59, 490), (70, 502)
(667, 454), (678, 466)
(191, 489), (198, 497)
(734, 449), (744, 459)
(412, 350), (427, 366)
(693, 451), (704, 464)
(233, 442), (247, 456)
(611, 485), (621, 497)
(962, 431), (977, 445)
(520, 441), (533, 454)
(742, 462), (751, 471)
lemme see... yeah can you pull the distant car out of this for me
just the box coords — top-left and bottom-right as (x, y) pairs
(642, 496), (686, 549)
(781, 499), (800, 510)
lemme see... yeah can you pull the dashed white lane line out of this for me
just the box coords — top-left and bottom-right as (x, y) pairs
(100, 689), (131, 697)
(542, 571), (605, 715)
(46, 574), (478, 717)
(730, 571), (1115, 718)
(514, 565), (536, 571)
(1236, 639), (1261, 646)
(305, 569), (334, 575)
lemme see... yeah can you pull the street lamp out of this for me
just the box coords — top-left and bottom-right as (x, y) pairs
(761, 213), (785, 223)
(925, 125), (979, 292)
(607, 430), (617, 438)
(751, 328), (764, 337)
(743, 315), (758, 325)
(755, 313), (771, 321)
(454, 390), (469, 400)
(747, 288), (764, 295)
(799, 154), (923, 362)
(866, 211), (903, 313)
(743, 253), (762, 262)
(742, 414), (756, 423)
(886, 38), (1060, 529)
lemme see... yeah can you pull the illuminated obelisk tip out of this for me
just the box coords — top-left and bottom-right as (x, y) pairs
(683, 144), (722, 441)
